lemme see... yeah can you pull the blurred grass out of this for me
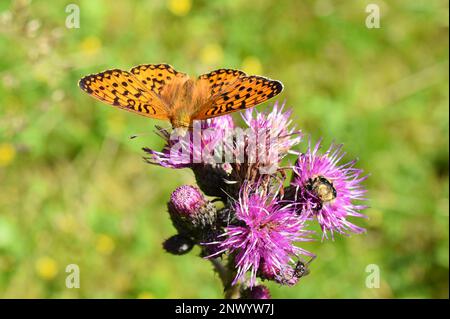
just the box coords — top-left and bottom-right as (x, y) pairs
(0, 0), (448, 298)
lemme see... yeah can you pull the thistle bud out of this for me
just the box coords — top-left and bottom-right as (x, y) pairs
(168, 185), (218, 240)
(168, 185), (207, 217)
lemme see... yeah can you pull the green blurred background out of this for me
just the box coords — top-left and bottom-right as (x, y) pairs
(0, 0), (448, 298)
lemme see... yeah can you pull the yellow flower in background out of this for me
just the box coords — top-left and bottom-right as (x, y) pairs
(55, 214), (77, 233)
(201, 43), (224, 65)
(80, 36), (102, 55)
(96, 234), (115, 255)
(0, 143), (16, 167)
(137, 292), (154, 299)
(35, 257), (58, 280)
(167, 0), (192, 16)
(241, 56), (263, 75)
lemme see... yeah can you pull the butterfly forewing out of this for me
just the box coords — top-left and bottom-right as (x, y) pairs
(79, 69), (169, 120)
(130, 64), (188, 96)
(195, 75), (283, 119)
(197, 69), (246, 97)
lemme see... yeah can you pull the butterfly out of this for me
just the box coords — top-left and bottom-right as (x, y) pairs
(78, 64), (283, 130)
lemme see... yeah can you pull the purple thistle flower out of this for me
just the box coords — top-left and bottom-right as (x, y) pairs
(142, 127), (188, 169)
(216, 102), (302, 190)
(143, 115), (234, 168)
(207, 182), (313, 287)
(291, 139), (368, 239)
(242, 101), (302, 159)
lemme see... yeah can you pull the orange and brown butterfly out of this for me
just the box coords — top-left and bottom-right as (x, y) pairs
(78, 64), (283, 131)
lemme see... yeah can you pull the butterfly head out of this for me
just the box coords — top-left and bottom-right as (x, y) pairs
(170, 110), (192, 128)
(170, 114), (191, 137)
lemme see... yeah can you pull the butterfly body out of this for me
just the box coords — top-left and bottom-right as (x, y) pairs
(79, 64), (283, 129)
(162, 77), (211, 128)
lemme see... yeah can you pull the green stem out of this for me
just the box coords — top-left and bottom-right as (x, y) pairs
(210, 258), (241, 299)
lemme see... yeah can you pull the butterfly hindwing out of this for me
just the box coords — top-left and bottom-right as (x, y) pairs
(79, 69), (169, 119)
(195, 75), (283, 119)
(130, 63), (188, 96)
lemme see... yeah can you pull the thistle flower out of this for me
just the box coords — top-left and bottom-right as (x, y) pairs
(208, 183), (313, 287)
(242, 101), (302, 160)
(291, 139), (368, 239)
(218, 102), (302, 194)
(143, 115), (234, 168)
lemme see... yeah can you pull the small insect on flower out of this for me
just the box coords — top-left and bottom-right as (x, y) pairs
(293, 255), (316, 279)
(306, 176), (337, 210)
(291, 139), (368, 239)
(269, 255), (316, 286)
(79, 64), (283, 130)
